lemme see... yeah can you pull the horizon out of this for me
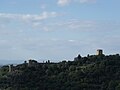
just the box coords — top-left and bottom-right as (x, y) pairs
(0, 0), (120, 62)
(0, 50), (119, 65)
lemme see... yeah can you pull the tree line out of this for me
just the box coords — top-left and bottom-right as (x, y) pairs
(0, 54), (120, 90)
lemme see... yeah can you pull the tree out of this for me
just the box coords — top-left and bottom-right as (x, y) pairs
(78, 54), (81, 59)
(116, 83), (120, 90)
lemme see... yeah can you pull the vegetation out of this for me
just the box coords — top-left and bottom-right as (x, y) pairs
(0, 54), (120, 90)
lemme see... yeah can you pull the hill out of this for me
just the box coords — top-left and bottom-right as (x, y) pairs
(0, 54), (120, 90)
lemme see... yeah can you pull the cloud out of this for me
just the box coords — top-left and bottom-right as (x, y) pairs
(67, 20), (95, 29)
(58, 0), (96, 6)
(0, 12), (59, 32)
(58, 0), (71, 6)
(68, 40), (76, 42)
(55, 19), (96, 30)
(0, 11), (58, 23)
(31, 19), (96, 32)
(0, 12), (96, 32)
(41, 4), (47, 9)
(79, 0), (96, 3)
(0, 18), (120, 61)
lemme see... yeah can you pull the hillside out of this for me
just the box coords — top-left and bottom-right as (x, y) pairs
(0, 54), (120, 90)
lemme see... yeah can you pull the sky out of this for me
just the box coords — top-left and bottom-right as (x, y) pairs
(0, 0), (120, 63)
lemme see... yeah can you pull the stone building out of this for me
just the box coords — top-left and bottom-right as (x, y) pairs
(28, 59), (38, 67)
(96, 49), (103, 55)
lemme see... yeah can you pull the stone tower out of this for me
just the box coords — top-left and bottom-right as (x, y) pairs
(9, 64), (13, 72)
(96, 49), (103, 55)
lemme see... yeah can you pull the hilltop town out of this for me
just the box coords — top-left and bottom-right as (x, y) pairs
(8, 49), (104, 73)
(0, 49), (120, 90)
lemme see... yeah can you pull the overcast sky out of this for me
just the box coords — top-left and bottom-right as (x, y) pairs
(0, 0), (120, 63)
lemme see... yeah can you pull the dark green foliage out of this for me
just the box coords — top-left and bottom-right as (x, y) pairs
(0, 54), (120, 90)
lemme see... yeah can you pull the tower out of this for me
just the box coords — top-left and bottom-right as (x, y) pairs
(9, 64), (13, 72)
(96, 49), (103, 55)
